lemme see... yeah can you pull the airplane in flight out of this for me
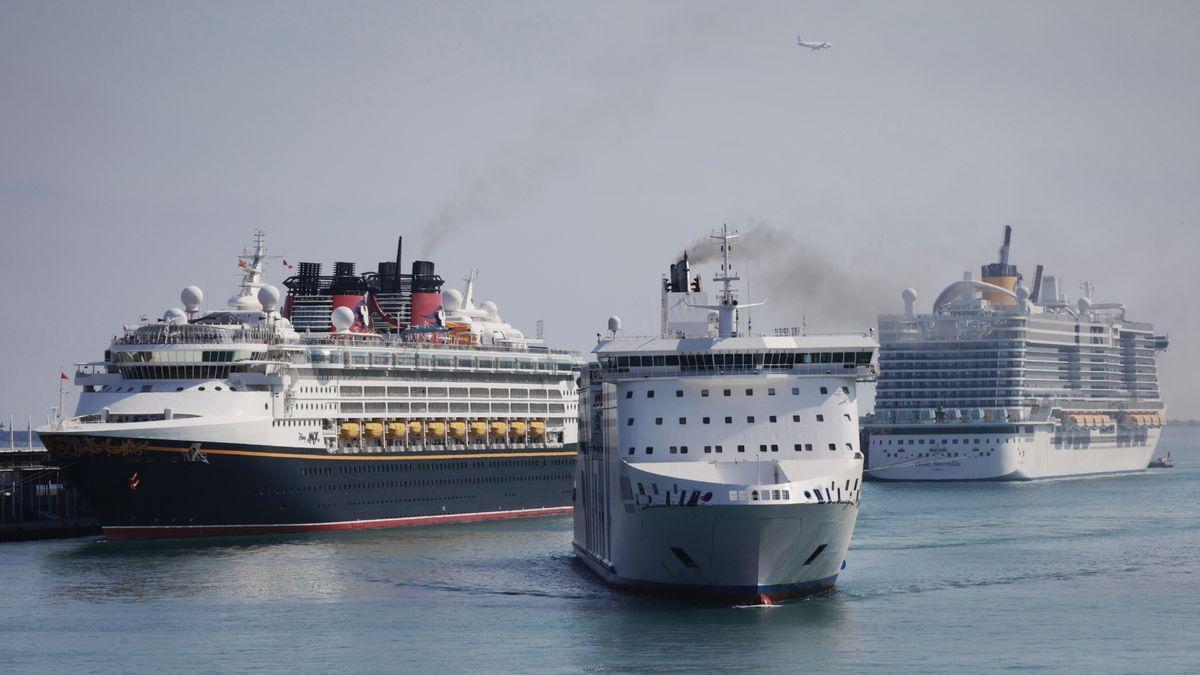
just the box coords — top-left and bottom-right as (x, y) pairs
(797, 36), (832, 50)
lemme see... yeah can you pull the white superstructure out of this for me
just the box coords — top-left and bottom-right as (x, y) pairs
(573, 227), (877, 603)
(867, 227), (1169, 481)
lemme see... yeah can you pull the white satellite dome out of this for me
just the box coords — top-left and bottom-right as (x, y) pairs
(181, 286), (204, 312)
(607, 316), (622, 333)
(162, 307), (188, 325)
(257, 285), (281, 312)
(480, 300), (499, 318)
(442, 288), (464, 312)
(901, 288), (918, 303)
(330, 306), (355, 332)
(1015, 286), (1030, 302)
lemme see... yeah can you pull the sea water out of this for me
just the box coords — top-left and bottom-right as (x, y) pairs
(2, 428), (1197, 672)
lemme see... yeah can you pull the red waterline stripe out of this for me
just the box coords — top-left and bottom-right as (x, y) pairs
(103, 506), (573, 541)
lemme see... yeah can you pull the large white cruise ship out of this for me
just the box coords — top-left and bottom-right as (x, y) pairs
(38, 232), (582, 539)
(573, 227), (878, 604)
(866, 227), (1169, 481)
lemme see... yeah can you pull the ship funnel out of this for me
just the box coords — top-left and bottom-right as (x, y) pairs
(981, 226), (1018, 305)
(410, 260), (444, 326)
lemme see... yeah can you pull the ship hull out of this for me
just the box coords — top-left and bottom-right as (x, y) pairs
(866, 426), (1161, 481)
(575, 501), (858, 605)
(40, 433), (575, 540)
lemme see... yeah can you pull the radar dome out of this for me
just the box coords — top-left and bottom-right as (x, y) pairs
(901, 288), (918, 302)
(1015, 286), (1030, 302)
(1077, 297), (1093, 312)
(181, 286), (204, 312)
(441, 288), (464, 312)
(481, 300), (499, 318)
(330, 306), (355, 332)
(257, 285), (280, 312)
(607, 316), (622, 333)
(162, 308), (188, 325)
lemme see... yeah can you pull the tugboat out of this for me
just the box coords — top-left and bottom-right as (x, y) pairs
(1148, 453), (1174, 468)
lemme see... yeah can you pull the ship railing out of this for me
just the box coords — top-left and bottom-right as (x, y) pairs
(598, 363), (874, 380)
(114, 327), (579, 357)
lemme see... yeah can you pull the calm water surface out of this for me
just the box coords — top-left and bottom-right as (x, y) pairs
(3, 429), (1198, 672)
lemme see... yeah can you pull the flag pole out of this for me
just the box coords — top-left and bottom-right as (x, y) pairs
(58, 368), (66, 429)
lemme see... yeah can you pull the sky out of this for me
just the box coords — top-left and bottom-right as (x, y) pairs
(2, 0), (1198, 424)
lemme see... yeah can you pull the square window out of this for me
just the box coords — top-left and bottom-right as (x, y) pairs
(679, 417), (687, 425)
(701, 389), (710, 397)
(704, 446), (712, 453)
(794, 444), (802, 451)
(747, 416), (755, 423)
(737, 445), (745, 453)
(816, 414), (824, 422)
(820, 386), (828, 395)
(628, 447), (635, 455)
(768, 388), (776, 396)
(702, 417), (711, 424)
(759, 444), (768, 452)
(675, 390), (683, 398)
(792, 387), (800, 395)
(724, 416), (732, 424)
(745, 388), (754, 396)
(655, 417), (663, 425)
(805, 443), (813, 451)
(792, 414), (801, 422)
(716, 445), (724, 453)
(771, 444), (779, 452)
(646, 447), (654, 454)
(828, 443), (836, 451)
(627, 418), (635, 426)
(647, 390), (655, 398)
(670, 446), (678, 454)
(680, 446), (688, 454)
(769, 415), (777, 423)
(625, 391), (632, 399)
(723, 389), (731, 397)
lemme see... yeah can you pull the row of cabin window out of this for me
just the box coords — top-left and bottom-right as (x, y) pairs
(627, 413), (851, 426)
(628, 385), (849, 399)
(608, 351), (872, 368)
(627, 442), (853, 455)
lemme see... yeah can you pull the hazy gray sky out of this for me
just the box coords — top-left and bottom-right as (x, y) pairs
(2, 0), (1197, 422)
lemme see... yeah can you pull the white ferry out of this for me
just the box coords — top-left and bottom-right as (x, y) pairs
(573, 227), (877, 603)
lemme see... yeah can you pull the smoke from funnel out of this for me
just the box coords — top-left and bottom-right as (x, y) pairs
(417, 42), (673, 257)
(684, 220), (894, 331)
